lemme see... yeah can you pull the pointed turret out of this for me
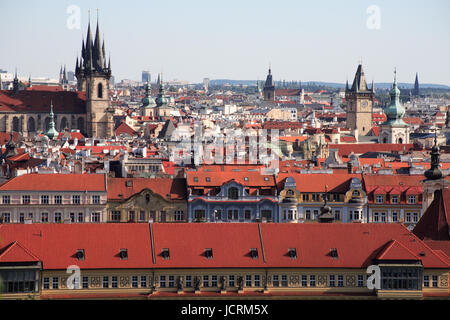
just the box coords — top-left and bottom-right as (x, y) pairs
(413, 72), (420, 96)
(45, 101), (58, 140)
(424, 130), (443, 181)
(383, 69), (406, 126)
(350, 64), (369, 92)
(28, 75), (32, 88)
(93, 16), (105, 70)
(12, 68), (19, 93)
(263, 66), (275, 101)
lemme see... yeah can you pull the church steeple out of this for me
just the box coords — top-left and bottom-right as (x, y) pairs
(263, 66), (275, 101)
(413, 72), (420, 96)
(45, 101), (58, 140)
(13, 68), (19, 93)
(349, 64), (369, 92)
(383, 69), (406, 126)
(424, 130), (443, 181)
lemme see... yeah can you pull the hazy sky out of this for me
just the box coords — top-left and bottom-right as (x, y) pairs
(1, 0), (449, 84)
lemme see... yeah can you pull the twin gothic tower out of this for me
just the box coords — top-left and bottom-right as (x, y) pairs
(75, 18), (114, 138)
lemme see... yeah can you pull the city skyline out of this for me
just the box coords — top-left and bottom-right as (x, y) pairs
(0, 0), (449, 85)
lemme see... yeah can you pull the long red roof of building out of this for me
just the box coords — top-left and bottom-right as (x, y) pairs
(0, 223), (448, 270)
(0, 173), (106, 191)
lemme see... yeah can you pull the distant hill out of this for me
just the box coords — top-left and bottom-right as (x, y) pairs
(209, 79), (450, 90)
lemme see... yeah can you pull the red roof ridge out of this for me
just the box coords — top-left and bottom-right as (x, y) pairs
(0, 240), (41, 262)
(376, 239), (420, 261)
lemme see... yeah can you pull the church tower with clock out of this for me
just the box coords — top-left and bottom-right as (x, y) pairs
(345, 64), (375, 136)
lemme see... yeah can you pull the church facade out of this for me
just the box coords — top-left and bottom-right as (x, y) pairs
(0, 19), (113, 139)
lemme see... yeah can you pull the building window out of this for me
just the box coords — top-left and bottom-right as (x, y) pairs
(313, 210), (319, 220)
(160, 276), (166, 288)
(334, 210), (341, 221)
(72, 195), (80, 205)
(2, 213), (11, 223)
(19, 213), (25, 223)
(376, 195), (384, 204)
(352, 190), (360, 197)
(228, 275), (235, 287)
(261, 210), (272, 221)
(43, 277), (50, 289)
(358, 275), (364, 287)
(194, 210), (205, 221)
(185, 276), (192, 288)
(22, 195), (31, 204)
(41, 195), (49, 204)
(91, 212), (100, 223)
(41, 212), (48, 223)
(82, 276), (89, 289)
(391, 195), (399, 204)
(254, 275), (261, 287)
(97, 83), (103, 98)
(408, 195), (417, 204)
(132, 276), (138, 288)
(281, 275), (288, 287)
(423, 275), (429, 287)
(77, 212), (83, 223)
(54, 195), (62, 204)
(175, 210), (184, 221)
(92, 195), (100, 204)
(380, 267), (421, 290)
(244, 210), (251, 220)
(246, 275), (252, 287)
(338, 275), (344, 287)
(301, 275), (308, 287)
(128, 211), (135, 222)
(111, 276), (118, 288)
(203, 275), (209, 287)
(211, 275), (218, 287)
(54, 212), (62, 223)
(228, 187), (239, 199)
(140, 276), (147, 288)
(333, 193), (340, 201)
(310, 275), (316, 287)
(273, 275), (279, 287)
(139, 211), (146, 222)
(103, 276), (109, 288)
(381, 212), (387, 223)
(52, 277), (59, 289)
(111, 211), (121, 222)
(432, 276), (438, 287)
(305, 210), (311, 220)
(392, 211), (398, 222)
(406, 212), (412, 223)
(2, 195), (10, 204)
(330, 275), (335, 287)
(302, 194), (309, 201)
(70, 212), (75, 223)
(374, 212), (379, 223)
(413, 213), (419, 223)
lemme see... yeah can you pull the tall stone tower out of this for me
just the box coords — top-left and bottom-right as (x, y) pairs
(345, 64), (374, 136)
(263, 68), (275, 102)
(75, 17), (114, 138)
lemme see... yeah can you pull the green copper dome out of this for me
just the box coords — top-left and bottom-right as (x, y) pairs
(155, 76), (169, 107)
(45, 101), (58, 140)
(142, 82), (155, 107)
(383, 70), (406, 126)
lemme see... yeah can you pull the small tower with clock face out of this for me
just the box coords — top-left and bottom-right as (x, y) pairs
(345, 64), (375, 136)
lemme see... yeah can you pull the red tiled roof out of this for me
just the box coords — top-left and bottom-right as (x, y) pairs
(277, 173), (360, 193)
(107, 177), (186, 201)
(0, 241), (40, 263)
(0, 173), (106, 191)
(376, 239), (419, 261)
(115, 122), (137, 137)
(0, 223), (448, 270)
(0, 89), (86, 113)
(329, 144), (415, 158)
